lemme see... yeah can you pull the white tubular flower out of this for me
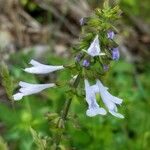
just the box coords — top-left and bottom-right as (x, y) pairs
(95, 79), (124, 119)
(24, 59), (64, 74)
(84, 79), (106, 117)
(13, 81), (55, 101)
(87, 35), (101, 57)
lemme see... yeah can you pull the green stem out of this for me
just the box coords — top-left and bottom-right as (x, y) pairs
(61, 98), (72, 120)
(54, 74), (81, 149)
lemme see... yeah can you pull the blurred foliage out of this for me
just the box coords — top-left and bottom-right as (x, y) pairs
(19, 0), (150, 24)
(20, 0), (48, 23)
(119, 0), (150, 23)
(0, 136), (8, 150)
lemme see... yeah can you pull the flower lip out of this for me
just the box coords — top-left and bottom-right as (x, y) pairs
(13, 93), (24, 101)
(86, 107), (106, 117)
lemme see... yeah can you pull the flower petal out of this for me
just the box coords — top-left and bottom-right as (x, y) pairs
(84, 79), (106, 117)
(111, 96), (123, 105)
(86, 107), (106, 117)
(19, 81), (55, 88)
(96, 80), (123, 104)
(107, 31), (115, 40)
(91, 85), (108, 93)
(24, 65), (64, 74)
(19, 81), (36, 88)
(87, 35), (101, 57)
(13, 93), (24, 101)
(19, 83), (55, 95)
(13, 82), (55, 101)
(112, 47), (120, 60)
(109, 110), (124, 119)
(96, 79), (124, 118)
(29, 59), (42, 66)
(24, 60), (64, 74)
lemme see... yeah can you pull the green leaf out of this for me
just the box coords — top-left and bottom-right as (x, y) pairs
(30, 127), (47, 150)
(0, 62), (13, 100)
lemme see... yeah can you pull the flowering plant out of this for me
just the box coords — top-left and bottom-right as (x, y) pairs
(12, 1), (124, 149)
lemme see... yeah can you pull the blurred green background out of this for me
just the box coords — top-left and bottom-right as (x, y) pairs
(0, 0), (150, 149)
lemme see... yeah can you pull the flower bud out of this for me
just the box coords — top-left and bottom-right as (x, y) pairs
(75, 53), (83, 62)
(82, 60), (90, 67)
(79, 18), (85, 26)
(112, 47), (120, 60)
(107, 30), (115, 40)
(103, 64), (109, 71)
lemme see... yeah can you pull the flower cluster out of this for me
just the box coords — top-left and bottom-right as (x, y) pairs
(85, 79), (124, 118)
(13, 60), (64, 100)
(13, 4), (124, 119)
(75, 31), (120, 70)
(13, 33), (123, 118)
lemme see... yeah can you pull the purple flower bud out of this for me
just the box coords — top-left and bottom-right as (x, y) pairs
(82, 60), (90, 67)
(112, 47), (120, 60)
(79, 18), (85, 26)
(75, 53), (83, 62)
(107, 31), (115, 40)
(103, 64), (109, 71)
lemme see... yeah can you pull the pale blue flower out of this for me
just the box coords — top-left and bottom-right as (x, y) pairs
(84, 79), (106, 117)
(87, 35), (101, 57)
(91, 79), (124, 118)
(13, 81), (55, 101)
(24, 59), (64, 74)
